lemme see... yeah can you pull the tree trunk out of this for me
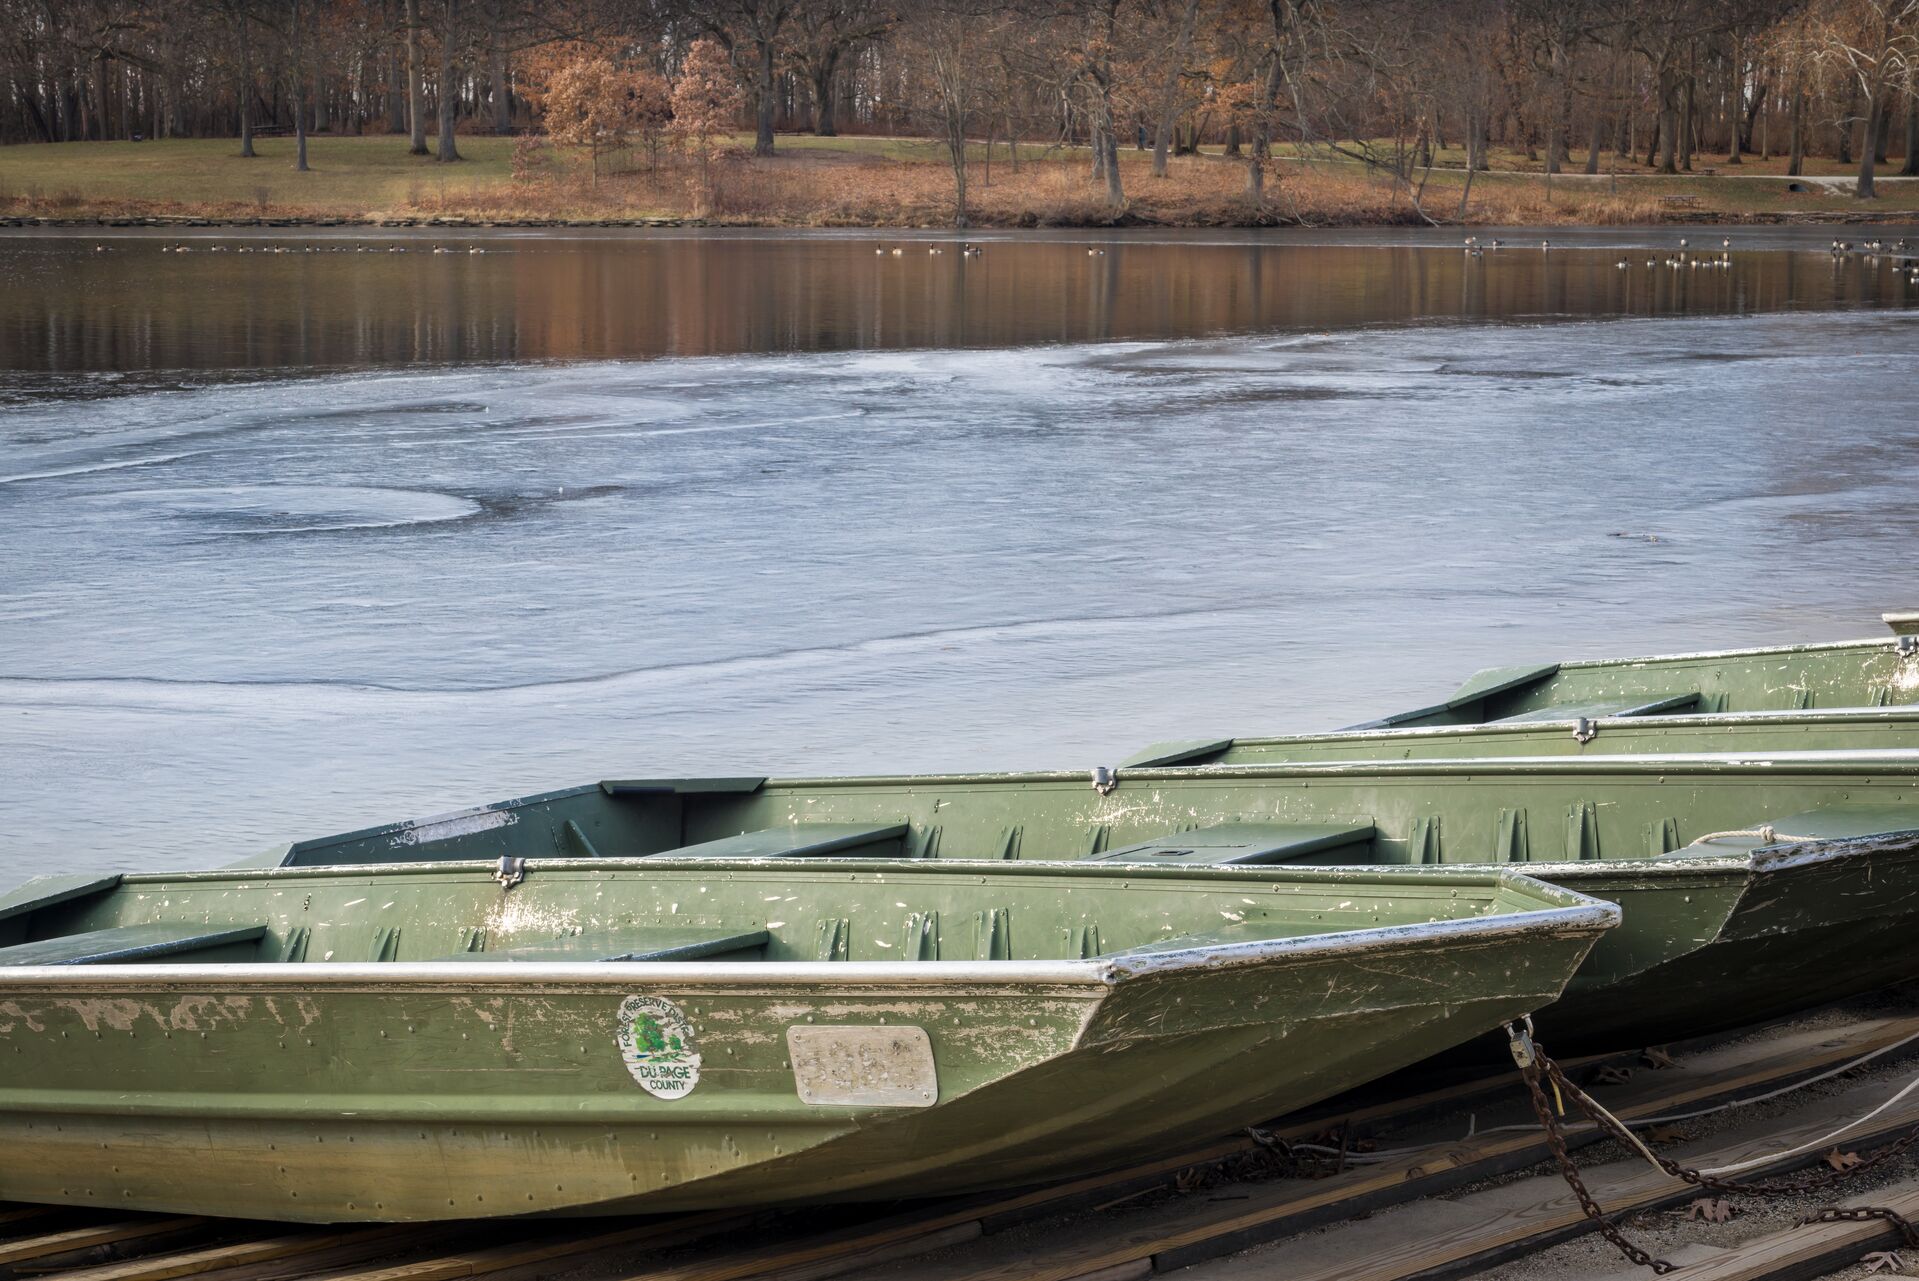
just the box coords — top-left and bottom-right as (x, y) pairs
(811, 55), (839, 136)
(386, 4), (407, 134)
(1224, 121), (1240, 156)
(1679, 75), (1694, 170)
(1151, 0), (1200, 178)
(1903, 94), (1918, 176)
(1545, 38), (1566, 174)
(490, 43), (510, 133)
(1838, 83), (1856, 165)
(755, 35), (775, 156)
(291, 0), (310, 170)
(1104, 124), (1123, 205)
(1858, 87), (1880, 198)
(436, 0), (460, 161)
(1656, 67), (1678, 173)
(92, 53), (110, 141)
(1726, 35), (1742, 164)
(1584, 110), (1603, 174)
(405, 0), (428, 154)
(1787, 86), (1804, 176)
(1873, 97), (1891, 164)
(237, 8), (256, 157)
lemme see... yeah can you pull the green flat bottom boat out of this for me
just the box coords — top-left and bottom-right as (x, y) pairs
(0, 859), (1609, 1222)
(236, 749), (1919, 1055)
(1345, 626), (1919, 731)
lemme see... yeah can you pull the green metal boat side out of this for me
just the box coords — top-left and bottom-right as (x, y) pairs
(1355, 634), (1919, 729)
(245, 748), (1919, 1056)
(0, 860), (1609, 1221)
(1156, 706), (1919, 767)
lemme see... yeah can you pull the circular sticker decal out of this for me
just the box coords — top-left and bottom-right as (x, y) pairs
(616, 995), (702, 1099)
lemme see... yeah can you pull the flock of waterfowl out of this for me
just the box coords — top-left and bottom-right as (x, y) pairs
(874, 242), (984, 256)
(143, 242), (490, 254)
(1454, 231), (1916, 280)
(79, 234), (1919, 280)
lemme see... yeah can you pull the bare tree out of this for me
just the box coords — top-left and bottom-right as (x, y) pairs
(794, 1), (896, 136)
(899, 0), (1010, 224)
(691, 0), (794, 156)
(405, 0), (428, 152)
(435, 0), (460, 161)
(1803, 0), (1919, 196)
(1150, 0), (1201, 177)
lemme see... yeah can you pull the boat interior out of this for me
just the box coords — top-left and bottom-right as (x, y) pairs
(229, 760), (1919, 876)
(1349, 635), (1919, 731)
(0, 860), (1566, 968)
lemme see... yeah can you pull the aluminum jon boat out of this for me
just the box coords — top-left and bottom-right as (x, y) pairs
(1337, 621), (1919, 732)
(0, 859), (1609, 1222)
(1119, 705), (1919, 769)
(240, 749), (1919, 1054)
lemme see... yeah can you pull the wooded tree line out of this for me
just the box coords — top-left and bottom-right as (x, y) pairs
(5, 0), (1917, 197)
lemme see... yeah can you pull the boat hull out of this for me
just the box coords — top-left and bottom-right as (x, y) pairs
(1497, 831), (1919, 1050)
(0, 861), (1607, 1221)
(250, 752), (1919, 1061)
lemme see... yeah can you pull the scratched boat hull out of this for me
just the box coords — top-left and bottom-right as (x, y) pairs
(0, 860), (1607, 1222)
(244, 749), (1919, 1055)
(1486, 831), (1919, 1051)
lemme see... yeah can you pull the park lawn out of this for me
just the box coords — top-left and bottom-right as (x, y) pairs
(4, 132), (1917, 225)
(0, 134), (525, 216)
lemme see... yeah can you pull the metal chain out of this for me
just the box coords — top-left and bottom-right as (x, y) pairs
(1505, 1019), (1919, 1275)
(1797, 1205), (1919, 1248)
(1540, 1051), (1919, 1197)
(1510, 1029), (1678, 1273)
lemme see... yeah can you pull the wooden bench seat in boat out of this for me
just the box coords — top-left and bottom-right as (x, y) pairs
(1084, 819), (1374, 866)
(0, 923), (268, 966)
(448, 926), (770, 963)
(661, 822), (909, 860)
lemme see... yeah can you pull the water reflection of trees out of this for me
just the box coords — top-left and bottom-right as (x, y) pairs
(5, 239), (1910, 375)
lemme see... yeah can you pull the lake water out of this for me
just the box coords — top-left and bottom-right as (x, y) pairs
(2, 225), (1916, 874)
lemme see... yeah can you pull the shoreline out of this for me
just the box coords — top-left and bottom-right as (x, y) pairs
(7, 208), (1919, 230)
(9, 135), (1919, 231)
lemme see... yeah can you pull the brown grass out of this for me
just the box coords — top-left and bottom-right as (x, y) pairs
(3, 134), (1913, 227)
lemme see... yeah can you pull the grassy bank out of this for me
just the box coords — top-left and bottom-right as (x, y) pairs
(4, 134), (1918, 227)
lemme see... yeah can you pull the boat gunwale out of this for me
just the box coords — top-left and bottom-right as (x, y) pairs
(127, 854), (1587, 894)
(1547, 634), (1903, 671)
(724, 748), (1919, 789)
(1461, 853), (1756, 882)
(1751, 827), (1919, 873)
(1217, 705), (1919, 751)
(0, 898), (1619, 992)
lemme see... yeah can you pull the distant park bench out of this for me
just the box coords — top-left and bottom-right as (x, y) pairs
(249, 125), (295, 138)
(1659, 194), (1701, 207)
